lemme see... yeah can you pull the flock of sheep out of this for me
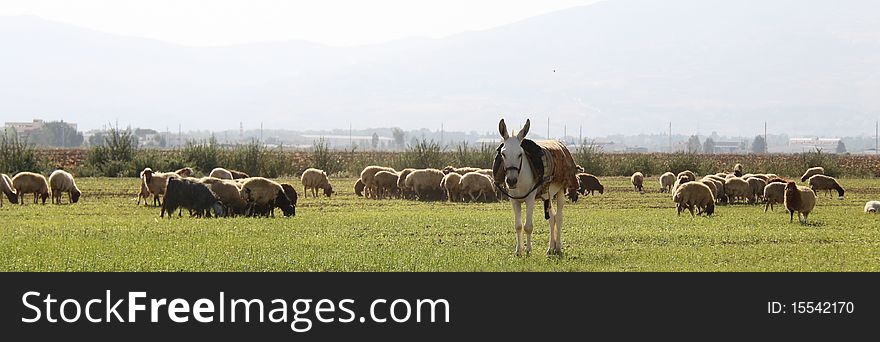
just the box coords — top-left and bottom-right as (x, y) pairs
(0, 170), (81, 207)
(354, 165), (501, 202)
(621, 164), (868, 223)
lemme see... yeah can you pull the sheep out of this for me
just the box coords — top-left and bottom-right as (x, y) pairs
(566, 188), (580, 203)
(700, 179), (718, 202)
(763, 182), (786, 212)
(746, 177), (767, 204)
(279, 183), (298, 217)
(440, 172), (464, 202)
(175, 167), (194, 178)
(373, 170), (401, 199)
(161, 177), (225, 218)
(864, 201), (880, 213)
(673, 182), (716, 217)
(746, 174), (769, 182)
(784, 182), (817, 224)
(200, 177), (249, 216)
(395, 168), (416, 199)
(701, 176), (726, 203)
(48, 169), (82, 204)
(807, 174), (845, 198)
(355, 178), (366, 197)
(239, 177), (295, 217)
(459, 172), (496, 202)
(142, 169), (181, 206)
(631, 172), (644, 192)
(671, 174), (691, 196)
(229, 170), (250, 179)
(659, 172), (676, 193)
(733, 163), (743, 177)
(137, 168), (152, 206)
(800, 167), (824, 182)
(209, 167), (234, 180)
(724, 177), (751, 203)
(361, 166), (396, 199)
(1, 173), (18, 207)
(11, 172), (49, 205)
(766, 176), (789, 184)
(301, 168), (334, 197)
(677, 170), (696, 182)
(573, 173), (604, 196)
(404, 168), (446, 201)
(476, 169), (494, 177)
(442, 166), (482, 175)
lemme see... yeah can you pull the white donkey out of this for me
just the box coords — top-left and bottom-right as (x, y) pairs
(498, 118), (566, 256)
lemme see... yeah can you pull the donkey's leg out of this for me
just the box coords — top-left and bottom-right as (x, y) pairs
(512, 200), (524, 256)
(545, 196), (557, 255)
(554, 187), (565, 253)
(524, 197), (535, 255)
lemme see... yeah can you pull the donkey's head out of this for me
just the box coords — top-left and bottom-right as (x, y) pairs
(498, 118), (530, 189)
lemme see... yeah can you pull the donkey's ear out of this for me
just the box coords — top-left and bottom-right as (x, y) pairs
(498, 119), (509, 140)
(517, 119), (530, 140)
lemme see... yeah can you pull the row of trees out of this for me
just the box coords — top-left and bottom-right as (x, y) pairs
(686, 135), (847, 154)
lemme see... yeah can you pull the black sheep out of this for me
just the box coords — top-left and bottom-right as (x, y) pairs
(161, 178), (226, 218)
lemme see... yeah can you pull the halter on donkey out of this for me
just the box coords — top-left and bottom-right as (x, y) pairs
(493, 118), (579, 256)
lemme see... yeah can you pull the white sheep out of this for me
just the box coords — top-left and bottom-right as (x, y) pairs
(395, 168), (416, 199)
(239, 177), (295, 217)
(763, 182), (786, 212)
(48, 169), (82, 204)
(404, 168), (445, 200)
(372, 170), (400, 199)
(11, 172), (50, 205)
(440, 172), (464, 202)
(864, 201), (880, 213)
(459, 172), (496, 202)
(673, 182), (715, 217)
(631, 172), (645, 192)
(201, 177), (248, 216)
(300, 168), (334, 197)
(360, 165), (396, 199)
(746, 177), (767, 204)
(659, 172), (676, 193)
(209, 167), (234, 180)
(1, 173), (19, 207)
(724, 177), (751, 203)
(142, 169), (181, 206)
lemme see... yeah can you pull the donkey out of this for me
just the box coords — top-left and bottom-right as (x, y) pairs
(498, 118), (568, 256)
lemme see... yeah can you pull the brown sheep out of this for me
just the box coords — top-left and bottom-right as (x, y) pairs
(361, 166), (396, 199)
(631, 172), (644, 192)
(763, 182), (786, 212)
(807, 174), (845, 198)
(355, 178), (366, 197)
(784, 182), (817, 224)
(576, 173), (604, 195)
(1, 173), (19, 206)
(373, 170), (400, 199)
(442, 166), (482, 175)
(11, 172), (49, 205)
(395, 168), (416, 199)
(746, 177), (767, 204)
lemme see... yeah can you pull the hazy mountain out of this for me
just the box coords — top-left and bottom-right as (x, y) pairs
(2, 0), (879, 137)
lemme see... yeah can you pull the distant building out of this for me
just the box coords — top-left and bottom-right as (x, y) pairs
(711, 141), (746, 154)
(4, 119), (78, 140)
(789, 138), (840, 152)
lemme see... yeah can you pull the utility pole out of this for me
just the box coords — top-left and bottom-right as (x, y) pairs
(764, 121), (768, 153)
(260, 122), (263, 142)
(547, 116), (550, 139)
(178, 123), (181, 147)
(876, 120), (878, 155)
(669, 122), (672, 153)
(349, 123), (352, 148)
(440, 122), (444, 146)
(579, 125), (582, 146)
(564, 125), (567, 143)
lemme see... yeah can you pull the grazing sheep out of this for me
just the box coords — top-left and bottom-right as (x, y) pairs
(724, 177), (751, 203)
(673, 182), (716, 217)
(200, 177), (248, 216)
(784, 182), (817, 224)
(442, 166), (482, 175)
(175, 167), (194, 178)
(354, 178), (366, 197)
(373, 170), (401, 199)
(459, 172), (496, 202)
(137, 168), (152, 206)
(279, 183), (298, 217)
(11, 172), (49, 205)
(361, 166), (396, 199)
(701, 177), (726, 203)
(301, 168), (334, 197)
(161, 177), (225, 218)
(763, 182), (786, 212)
(865, 201), (880, 213)
(404, 169), (446, 201)
(566, 188), (580, 203)
(746, 174), (769, 182)
(800, 167), (825, 182)
(229, 170), (250, 179)
(746, 177), (767, 204)
(767, 176), (789, 184)
(1, 173), (18, 207)
(209, 168), (234, 180)
(700, 179), (718, 202)
(671, 174), (691, 197)
(476, 169), (494, 177)
(631, 172), (644, 192)
(576, 173), (604, 195)
(733, 163), (743, 177)
(677, 170), (696, 182)
(659, 172), (676, 193)
(807, 174), (845, 198)
(142, 169), (181, 206)
(48, 169), (82, 204)
(239, 177), (295, 217)
(395, 168), (416, 199)
(440, 172), (464, 202)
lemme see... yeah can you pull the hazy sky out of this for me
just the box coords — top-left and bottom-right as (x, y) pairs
(0, 0), (603, 46)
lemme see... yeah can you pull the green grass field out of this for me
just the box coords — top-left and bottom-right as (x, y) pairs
(1, 176), (879, 271)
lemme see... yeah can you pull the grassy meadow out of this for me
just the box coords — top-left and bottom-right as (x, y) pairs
(1, 176), (879, 271)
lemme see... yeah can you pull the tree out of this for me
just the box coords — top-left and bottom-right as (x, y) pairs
(751, 135), (767, 154)
(31, 121), (83, 147)
(836, 140), (847, 154)
(686, 135), (701, 153)
(703, 138), (715, 154)
(371, 132), (379, 149)
(391, 128), (406, 149)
